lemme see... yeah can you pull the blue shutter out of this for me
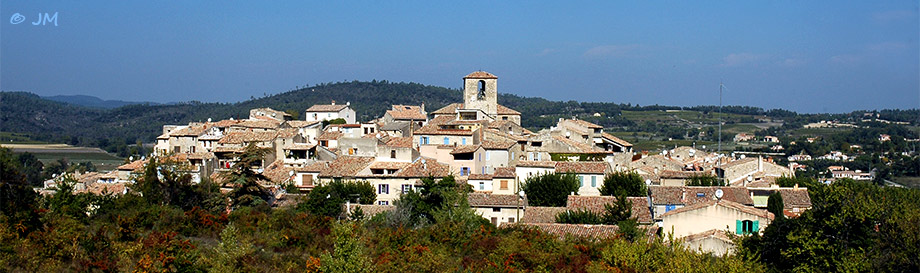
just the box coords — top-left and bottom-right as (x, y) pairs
(736, 220), (743, 235)
(753, 220), (760, 233)
(443, 137), (449, 145)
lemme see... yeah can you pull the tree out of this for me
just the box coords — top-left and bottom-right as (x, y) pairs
(320, 222), (374, 273)
(15, 152), (43, 187)
(599, 171), (647, 197)
(767, 191), (784, 220)
(556, 209), (603, 224)
(687, 174), (723, 186)
(522, 173), (580, 207)
(393, 175), (467, 225)
(301, 180), (376, 218)
(223, 144), (273, 209)
(0, 147), (41, 233)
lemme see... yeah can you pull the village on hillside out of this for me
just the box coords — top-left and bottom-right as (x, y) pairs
(44, 71), (813, 256)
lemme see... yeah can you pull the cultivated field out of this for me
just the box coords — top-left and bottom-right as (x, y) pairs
(3, 143), (125, 171)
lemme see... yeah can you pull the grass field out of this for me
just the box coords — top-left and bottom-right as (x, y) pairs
(0, 132), (47, 144)
(3, 144), (125, 171)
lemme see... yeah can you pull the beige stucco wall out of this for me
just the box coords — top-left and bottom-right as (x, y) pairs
(662, 204), (772, 238)
(474, 206), (523, 226)
(576, 174), (604, 196)
(683, 236), (736, 257)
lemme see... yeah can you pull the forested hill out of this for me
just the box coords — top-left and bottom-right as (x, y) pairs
(2, 80), (918, 156)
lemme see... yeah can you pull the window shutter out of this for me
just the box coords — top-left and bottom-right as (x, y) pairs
(736, 220), (743, 235)
(753, 220), (760, 232)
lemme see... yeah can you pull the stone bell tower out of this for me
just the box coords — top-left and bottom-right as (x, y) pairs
(462, 71), (498, 116)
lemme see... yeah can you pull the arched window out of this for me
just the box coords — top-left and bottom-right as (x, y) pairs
(477, 80), (486, 99)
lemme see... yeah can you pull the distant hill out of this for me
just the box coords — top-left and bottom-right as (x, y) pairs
(43, 95), (159, 109)
(2, 80), (917, 156)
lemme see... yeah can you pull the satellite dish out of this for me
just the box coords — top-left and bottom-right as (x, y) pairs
(645, 179), (652, 185)
(715, 189), (724, 199)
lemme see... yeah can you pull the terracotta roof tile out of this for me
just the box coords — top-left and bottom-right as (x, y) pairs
(284, 120), (321, 128)
(386, 105), (427, 120)
(368, 161), (410, 170)
(317, 131), (343, 141)
(520, 207), (571, 223)
(659, 199), (774, 220)
(464, 71), (498, 79)
(396, 158), (451, 178)
(262, 160), (293, 184)
(170, 124), (211, 137)
(468, 193), (523, 207)
(385, 137), (413, 148)
(117, 160), (146, 171)
(649, 186), (753, 206)
(601, 133), (633, 147)
(468, 174), (493, 180)
(481, 140), (516, 150)
(566, 196), (653, 224)
(515, 161), (557, 168)
(552, 136), (608, 154)
(777, 189), (812, 209)
(493, 167), (517, 178)
(555, 161), (608, 174)
(319, 156), (375, 178)
(496, 104), (521, 115)
(431, 103), (462, 115)
(232, 120), (282, 129)
(567, 119), (603, 129)
(218, 131), (278, 144)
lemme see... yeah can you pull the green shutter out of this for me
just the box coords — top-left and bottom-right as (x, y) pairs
(736, 220), (743, 235)
(753, 220), (760, 232)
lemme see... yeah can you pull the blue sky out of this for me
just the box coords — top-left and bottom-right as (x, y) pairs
(2, 1), (917, 113)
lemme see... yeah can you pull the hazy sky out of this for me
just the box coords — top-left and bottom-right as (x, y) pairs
(2, 1), (918, 113)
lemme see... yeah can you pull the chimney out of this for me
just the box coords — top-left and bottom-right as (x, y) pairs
(331, 100), (336, 105)
(347, 101), (350, 106)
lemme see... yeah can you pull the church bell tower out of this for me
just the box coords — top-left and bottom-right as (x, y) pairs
(462, 71), (498, 116)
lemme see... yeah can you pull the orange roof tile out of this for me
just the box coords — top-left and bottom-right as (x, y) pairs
(464, 71), (498, 79)
(555, 161), (608, 174)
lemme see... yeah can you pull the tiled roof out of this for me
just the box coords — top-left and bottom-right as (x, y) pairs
(718, 157), (758, 170)
(284, 120), (321, 128)
(213, 119), (241, 127)
(233, 120), (282, 129)
(396, 158), (451, 178)
(318, 156), (375, 178)
(306, 104), (348, 112)
(386, 105), (427, 120)
(515, 223), (629, 240)
(218, 131), (278, 144)
(431, 103), (462, 115)
(117, 160), (146, 171)
(316, 131), (343, 141)
(659, 199), (774, 220)
(77, 182), (129, 195)
(777, 189), (812, 209)
(262, 160), (293, 184)
(658, 170), (709, 179)
(450, 145), (480, 154)
(344, 204), (395, 217)
(493, 167), (517, 178)
(385, 137), (413, 148)
(283, 143), (317, 150)
(567, 119), (603, 129)
(481, 140), (516, 150)
(187, 152), (217, 160)
(516, 161), (557, 168)
(170, 124), (211, 137)
(467, 193), (523, 207)
(213, 147), (243, 153)
(276, 128), (299, 138)
(368, 161), (410, 170)
(552, 136), (607, 154)
(520, 207), (571, 223)
(566, 196), (653, 224)
(482, 128), (526, 142)
(468, 174), (493, 180)
(464, 71), (498, 79)
(681, 229), (734, 243)
(601, 133), (633, 147)
(297, 161), (328, 172)
(649, 186), (753, 206)
(496, 104), (521, 115)
(555, 161), (608, 174)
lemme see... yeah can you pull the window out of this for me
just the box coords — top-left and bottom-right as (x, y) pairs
(390, 150), (397, 159)
(536, 153), (542, 161)
(478, 153), (482, 161)
(478, 80), (486, 99)
(491, 217), (498, 226)
(378, 184), (389, 194)
(460, 167), (470, 176)
(736, 220), (759, 235)
(500, 180), (508, 190)
(665, 204), (676, 212)
(502, 116), (508, 120)
(420, 136), (429, 145)
(402, 184), (412, 193)
(378, 201), (389, 206)
(443, 137), (449, 145)
(478, 182), (485, 190)
(591, 176), (596, 187)
(486, 151), (491, 161)
(531, 141), (542, 147)
(528, 152), (534, 161)
(492, 208), (501, 212)
(508, 217), (515, 223)
(462, 138), (466, 145)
